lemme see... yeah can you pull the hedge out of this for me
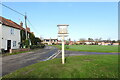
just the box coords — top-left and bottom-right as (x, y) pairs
(30, 44), (45, 49)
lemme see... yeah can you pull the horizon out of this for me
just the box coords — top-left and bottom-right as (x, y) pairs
(1, 2), (118, 41)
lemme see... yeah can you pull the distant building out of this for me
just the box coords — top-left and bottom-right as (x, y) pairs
(113, 43), (119, 45)
(76, 41), (95, 45)
(69, 41), (74, 45)
(42, 38), (58, 45)
(57, 40), (62, 45)
(84, 41), (95, 45)
(101, 42), (112, 45)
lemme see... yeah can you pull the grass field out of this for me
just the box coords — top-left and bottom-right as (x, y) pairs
(53, 45), (119, 53)
(2, 55), (118, 78)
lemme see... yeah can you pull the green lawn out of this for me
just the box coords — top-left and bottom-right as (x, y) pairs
(53, 45), (119, 53)
(2, 55), (118, 78)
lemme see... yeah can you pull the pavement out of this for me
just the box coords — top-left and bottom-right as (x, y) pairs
(1, 46), (58, 76)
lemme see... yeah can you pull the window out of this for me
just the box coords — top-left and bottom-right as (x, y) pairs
(10, 28), (14, 34)
(13, 41), (16, 47)
(46, 40), (49, 42)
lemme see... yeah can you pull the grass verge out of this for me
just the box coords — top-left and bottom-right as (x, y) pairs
(1, 49), (40, 57)
(52, 45), (119, 53)
(2, 55), (118, 78)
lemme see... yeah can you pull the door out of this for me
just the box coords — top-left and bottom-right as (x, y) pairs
(7, 40), (11, 52)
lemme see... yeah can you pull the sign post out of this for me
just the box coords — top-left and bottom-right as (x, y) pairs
(57, 24), (69, 64)
(62, 35), (65, 64)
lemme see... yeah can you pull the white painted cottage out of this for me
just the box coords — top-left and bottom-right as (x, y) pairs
(0, 16), (23, 53)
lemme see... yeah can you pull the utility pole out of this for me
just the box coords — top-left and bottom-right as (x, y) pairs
(24, 13), (28, 40)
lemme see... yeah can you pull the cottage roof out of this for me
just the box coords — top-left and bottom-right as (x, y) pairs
(0, 16), (24, 30)
(0, 16), (34, 35)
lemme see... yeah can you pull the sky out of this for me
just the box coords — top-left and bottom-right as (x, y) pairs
(1, 2), (118, 41)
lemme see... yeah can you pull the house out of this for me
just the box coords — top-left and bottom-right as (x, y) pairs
(84, 41), (95, 45)
(98, 42), (102, 45)
(113, 43), (119, 45)
(0, 16), (24, 53)
(76, 41), (84, 45)
(69, 41), (74, 45)
(42, 38), (58, 45)
(57, 40), (62, 45)
(101, 42), (112, 45)
(76, 41), (95, 45)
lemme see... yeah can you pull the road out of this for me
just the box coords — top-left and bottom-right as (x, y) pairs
(1, 46), (58, 76)
(56, 50), (119, 59)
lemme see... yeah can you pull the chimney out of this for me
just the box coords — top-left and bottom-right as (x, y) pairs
(20, 21), (23, 27)
(26, 27), (30, 32)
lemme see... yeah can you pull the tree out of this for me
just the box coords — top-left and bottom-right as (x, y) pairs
(74, 40), (76, 45)
(88, 38), (94, 41)
(20, 30), (26, 43)
(107, 38), (111, 42)
(112, 40), (116, 43)
(79, 38), (86, 42)
(98, 37), (102, 42)
(66, 39), (70, 45)
(34, 37), (42, 45)
(29, 33), (35, 45)
(20, 30), (26, 48)
(20, 30), (40, 47)
(68, 38), (71, 41)
(117, 40), (120, 42)
(79, 38), (85, 44)
(94, 38), (99, 42)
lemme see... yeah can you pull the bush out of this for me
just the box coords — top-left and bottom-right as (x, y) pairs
(30, 44), (45, 49)
(65, 46), (69, 49)
(41, 44), (45, 48)
(1, 48), (5, 54)
(24, 40), (29, 48)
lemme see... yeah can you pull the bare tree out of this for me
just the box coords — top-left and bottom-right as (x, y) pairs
(95, 38), (99, 42)
(98, 37), (102, 42)
(107, 38), (111, 42)
(79, 38), (86, 42)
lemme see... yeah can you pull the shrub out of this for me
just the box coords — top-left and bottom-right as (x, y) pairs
(24, 40), (29, 48)
(30, 44), (45, 49)
(41, 44), (45, 48)
(65, 46), (69, 49)
(1, 48), (5, 54)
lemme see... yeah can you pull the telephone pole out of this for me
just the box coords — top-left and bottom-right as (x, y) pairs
(25, 13), (28, 40)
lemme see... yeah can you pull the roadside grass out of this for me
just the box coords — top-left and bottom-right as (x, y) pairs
(2, 55), (118, 78)
(52, 45), (119, 53)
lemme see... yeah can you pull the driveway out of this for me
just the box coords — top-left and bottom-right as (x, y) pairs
(1, 46), (58, 76)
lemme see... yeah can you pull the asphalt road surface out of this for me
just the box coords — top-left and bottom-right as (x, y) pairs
(56, 50), (119, 58)
(2, 46), (58, 76)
